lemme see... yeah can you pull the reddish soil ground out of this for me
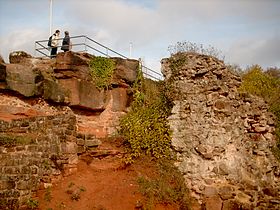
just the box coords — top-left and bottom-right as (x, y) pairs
(0, 93), (183, 210)
(35, 139), (179, 210)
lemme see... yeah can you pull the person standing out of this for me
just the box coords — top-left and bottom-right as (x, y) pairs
(50, 29), (60, 58)
(61, 31), (71, 52)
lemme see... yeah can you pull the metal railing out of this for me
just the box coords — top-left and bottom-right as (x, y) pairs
(35, 35), (163, 81)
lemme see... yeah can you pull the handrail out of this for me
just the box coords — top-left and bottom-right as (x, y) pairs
(34, 35), (163, 81)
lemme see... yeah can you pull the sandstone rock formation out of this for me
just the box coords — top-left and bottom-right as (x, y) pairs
(2, 51), (138, 136)
(0, 51), (138, 209)
(0, 55), (6, 85)
(161, 52), (280, 210)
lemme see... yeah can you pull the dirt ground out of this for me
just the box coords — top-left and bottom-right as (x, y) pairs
(0, 93), (182, 210)
(35, 139), (179, 210)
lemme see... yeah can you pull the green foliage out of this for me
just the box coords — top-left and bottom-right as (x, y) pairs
(169, 53), (187, 74)
(42, 159), (51, 170)
(119, 68), (173, 164)
(239, 65), (280, 159)
(26, 198), (39, 210)
(44, 187), (52, 202)
(89, 56), (115, 90)
(137, 160), (190, 210)
(168, 41), (224, 60)
(239, 65), (280, 102)
(65, 182), (86, 201)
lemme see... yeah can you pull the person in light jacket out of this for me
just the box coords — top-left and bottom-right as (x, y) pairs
(61, 31), (71, 52)
(50, 29), (60, 58)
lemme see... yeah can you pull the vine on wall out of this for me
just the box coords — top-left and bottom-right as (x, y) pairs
(89, 56), (116, 90)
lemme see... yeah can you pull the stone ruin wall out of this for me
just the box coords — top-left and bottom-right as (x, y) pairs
(0, 51), (138, 209)
(161, 53), (280, 210)
(0, 111), (78, 209)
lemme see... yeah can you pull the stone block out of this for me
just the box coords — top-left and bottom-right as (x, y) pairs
(85, 139), (102, 147)
(4, 166), (21, 174)
(27, 145), (38, 152)
(204, 186), (218, 198)
(61, 142), (77, 154)
(0, 63), (6, 81)
(9, 51), (32, 64)
(68, 154), (78, 165)
(110, 87), (129, 112)
(204, 195), (222, 210)
(0, 180), (16, 190)
(6, 64), (43, 97)
(21, 166), (31, 174)
(16, 180), (31, 190)
(77, 146), (85, 154)
(222, 200), (239, 210)
(218, 163), (229, 175)
(76, 139), (85, 146)
(112, 57), (138, 83)
(218, 186), (235, 200)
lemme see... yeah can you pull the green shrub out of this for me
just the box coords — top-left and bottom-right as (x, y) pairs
(137, 160), (190, 209)
(44, 187), (52, 202)
(65, 182), (86, 201)
(89, 56), (115, 90)
(26, 198), (39, 210)
(119, 68), (173, 164)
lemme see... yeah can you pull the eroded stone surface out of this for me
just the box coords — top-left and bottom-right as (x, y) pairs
(162, 52), (280, 209)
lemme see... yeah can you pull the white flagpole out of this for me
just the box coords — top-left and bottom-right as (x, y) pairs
(49, 0), (53, 35)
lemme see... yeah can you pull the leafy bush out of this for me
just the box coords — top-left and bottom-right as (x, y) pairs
(239, 65), (280, 102)
(65, 182), (86, 201)
(26, 198), (39, 210)
(137, 160), (190, 209)
(239, 65), (280, 159)
(89, 56), (115, 90)
(119, 69), (173, 164)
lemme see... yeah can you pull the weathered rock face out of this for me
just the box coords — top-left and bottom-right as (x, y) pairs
(9, 51), (32, 64)
(0, 55), (6, 83)
(162, 52), (280, 210)
(2, 51), (138, 137)
(0, 94), (77, 209)
(0, 51), (139, 209)
(6, 64), (45, 97)
(4, 51), (137, 113)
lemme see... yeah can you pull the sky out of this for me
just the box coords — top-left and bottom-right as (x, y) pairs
(0, 0), (280, 73)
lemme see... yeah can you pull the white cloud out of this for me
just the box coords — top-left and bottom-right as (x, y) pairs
(227, 33), (280, 68)
(0, 0), (279, 69)
(0, 28), (46, 62)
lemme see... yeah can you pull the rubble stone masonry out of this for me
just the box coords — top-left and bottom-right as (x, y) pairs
(161, 52), (280, 210)
(0, 110), (78, 209)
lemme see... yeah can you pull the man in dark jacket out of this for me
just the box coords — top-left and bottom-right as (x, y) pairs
(61, 31), (71, 52)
